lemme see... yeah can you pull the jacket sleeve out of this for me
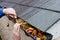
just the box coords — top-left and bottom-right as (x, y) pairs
(0, 8), (5, 18)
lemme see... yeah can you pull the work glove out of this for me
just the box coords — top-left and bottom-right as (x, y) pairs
(3, 8), (17, 18)
(13, 23), (20, 40)
(13, 23), (20, 36)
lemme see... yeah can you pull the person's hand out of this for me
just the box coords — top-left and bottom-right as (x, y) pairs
(13, 23), (20, 40)
(3, 8), (17, 18)
(13, 23), (20, 36)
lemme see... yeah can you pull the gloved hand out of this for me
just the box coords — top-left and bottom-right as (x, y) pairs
(13, 23), (20, 40)
(3, 8), (17, 18)
(13, 23), (20, 36)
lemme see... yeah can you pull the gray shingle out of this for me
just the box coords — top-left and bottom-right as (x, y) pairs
(26, 10), (60, 31)
(21, 8), (40, 20)
(13, 5), (30, 17)
(41, 0), (60, 11)
(0, 2), (16, 7)
(1, 0), (23, 3)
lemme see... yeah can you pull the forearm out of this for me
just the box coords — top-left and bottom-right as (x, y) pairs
(14, 34), (20, 40)
(13, 28), (20, 40)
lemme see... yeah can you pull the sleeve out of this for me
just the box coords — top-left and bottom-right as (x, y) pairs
(0, 8), (5, 18)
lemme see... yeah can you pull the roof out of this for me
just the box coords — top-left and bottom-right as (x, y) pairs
(0, 0), (60, 31)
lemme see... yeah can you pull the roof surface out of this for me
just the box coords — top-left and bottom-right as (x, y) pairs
(0, 0), (60, 31)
